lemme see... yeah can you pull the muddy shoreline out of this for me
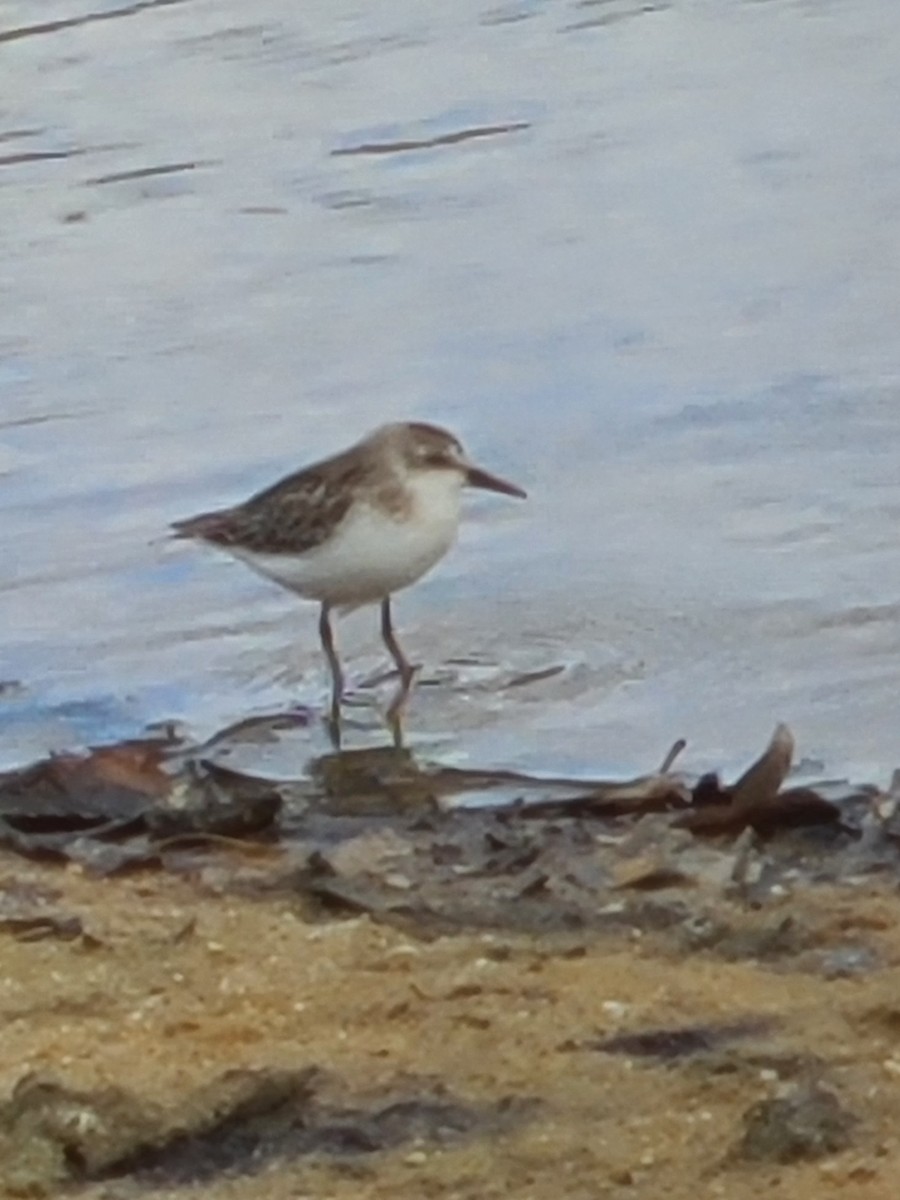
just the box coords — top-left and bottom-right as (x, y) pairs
(1, 723), (900, 1196)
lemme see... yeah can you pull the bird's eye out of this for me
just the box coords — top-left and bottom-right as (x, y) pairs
(424, 452), (450, 468)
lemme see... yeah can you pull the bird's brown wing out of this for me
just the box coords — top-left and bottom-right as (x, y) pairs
(171, 455), (371, 556)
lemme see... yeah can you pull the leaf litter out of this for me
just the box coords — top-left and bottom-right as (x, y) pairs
(0, 721), (885, 900)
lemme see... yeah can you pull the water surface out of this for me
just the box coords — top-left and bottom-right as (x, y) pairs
(2, 0), (900, 778)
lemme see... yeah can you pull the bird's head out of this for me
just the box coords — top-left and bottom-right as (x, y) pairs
(381, 421), (526, 499)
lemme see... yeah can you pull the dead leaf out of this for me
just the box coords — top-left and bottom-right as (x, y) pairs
(676, 725), (838, 835)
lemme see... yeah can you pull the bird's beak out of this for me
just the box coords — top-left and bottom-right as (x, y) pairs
(465, 463), (527, 499)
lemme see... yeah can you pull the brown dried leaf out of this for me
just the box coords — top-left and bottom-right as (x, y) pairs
(677, 725), (838, 835)
(515, 775), (691, 820)
(71, 740), (171, 799)
(0, 740), (169, 822)
(730, 723), (795, 811)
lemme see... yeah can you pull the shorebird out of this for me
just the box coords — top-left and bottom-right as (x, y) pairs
(172, 422), (526, 735)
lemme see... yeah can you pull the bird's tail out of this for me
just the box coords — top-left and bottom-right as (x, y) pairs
(170, 509), (232, 542)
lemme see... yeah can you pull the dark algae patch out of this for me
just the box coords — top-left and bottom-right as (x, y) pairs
(588, 1018), (773, 1062)
(0, 1067), (531, 1193)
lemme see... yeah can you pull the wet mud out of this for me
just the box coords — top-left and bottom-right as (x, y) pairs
(1, 722), (900, 1196)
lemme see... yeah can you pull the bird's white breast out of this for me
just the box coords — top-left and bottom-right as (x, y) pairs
(230, 470), (464, 607)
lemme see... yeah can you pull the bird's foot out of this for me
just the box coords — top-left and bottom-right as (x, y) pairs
(358, 662), (422, 690)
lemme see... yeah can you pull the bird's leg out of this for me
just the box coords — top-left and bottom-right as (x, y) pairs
(381, 597), (418, 738)
(318, 603), (343, 738)
(380, 596), (416, 689)
(386, 703), (406, 750)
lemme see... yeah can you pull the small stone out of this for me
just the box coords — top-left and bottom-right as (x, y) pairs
(847, 1163), (878, 1182)
(386, 943), (420, 957)
(737, 1084), (856, 1163)
(819, 946), (878, 979)
(609, 1167), (634, 1185)
(612, 855), (690, 890)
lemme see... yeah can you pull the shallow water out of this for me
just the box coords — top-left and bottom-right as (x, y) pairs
(2, 0), (900, 778)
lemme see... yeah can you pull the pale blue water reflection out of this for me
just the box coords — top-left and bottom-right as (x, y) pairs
(1, 0), (899, 777)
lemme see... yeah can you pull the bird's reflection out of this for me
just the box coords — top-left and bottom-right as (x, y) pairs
(326, 673), (414, 752)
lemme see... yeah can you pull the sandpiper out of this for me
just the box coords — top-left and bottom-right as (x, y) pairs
(172, 422), (526, 732)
